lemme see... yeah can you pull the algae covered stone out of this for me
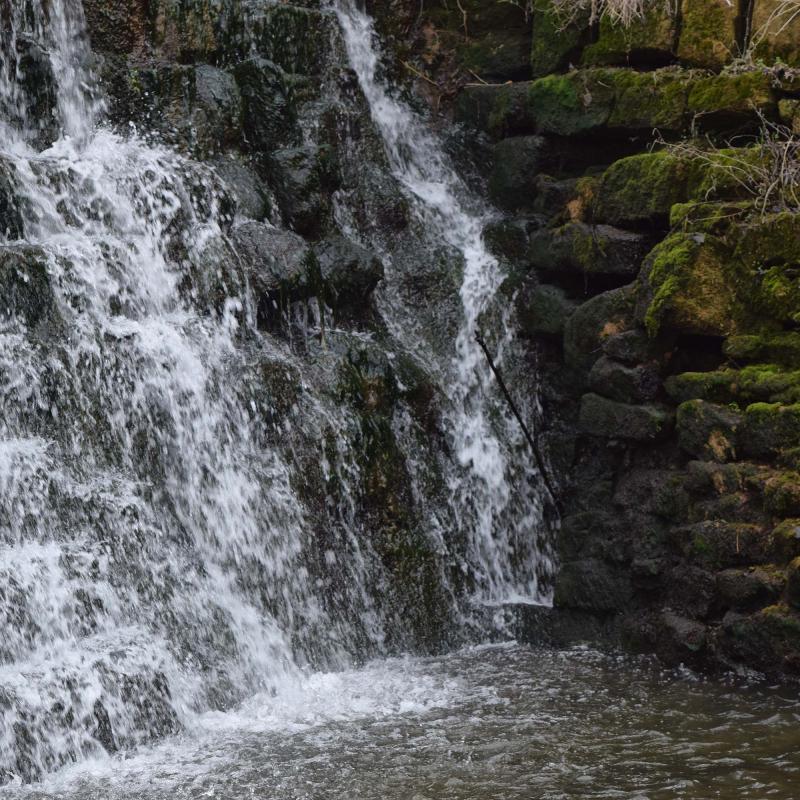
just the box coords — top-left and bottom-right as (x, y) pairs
(677, 0), (740, 69)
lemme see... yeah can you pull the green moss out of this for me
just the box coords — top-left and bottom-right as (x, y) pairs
(530, 0), (590, 76)
(741, 402), (800, 458)
(724, 332), (800, 366)
(764, 471), (800, 515)
(687, 71), (776, 117)
(526, 73), (613, 135)
(643, 232), (743, 337)
(677, 0), (739, 69)
(582, 2), (677, 66)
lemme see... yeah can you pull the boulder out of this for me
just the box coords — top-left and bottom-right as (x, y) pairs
(787, 558), (800, 609)
(717, 566), (785, 611)
(720, 604), (800, 676)
(529, 222), (649, 277)
(602, 329), (653, 364)
(588, 356), (660, 403)
(516, 283), (576, 336)
(213, 158), (270, 221)
(234, 58), (297, 155)
(740, 402), (800, 459)
(231, 221), (311, 299)
(677, 0), (740, 69)
(489, 136), (547, 209)
(83, 0), (147, 54)
(313, 237), (383, 311)
(750, 0), (800, 67)
(657, 611), (708, 664)
(553, 558), (633, 612)
(676, 400), (741, 462)
(270, 144), (337, 238)
(582, 2), (678, 66)
(579, 393), (673, 441)
(563, 284), (635, 373)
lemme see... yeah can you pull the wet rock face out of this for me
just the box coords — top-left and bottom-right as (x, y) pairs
(415, 0), (800, 679)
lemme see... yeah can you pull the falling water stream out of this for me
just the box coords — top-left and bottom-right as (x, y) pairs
(0, 0), (798, 796)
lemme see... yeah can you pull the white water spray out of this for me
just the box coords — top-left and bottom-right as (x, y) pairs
(333, 0), (555, 605)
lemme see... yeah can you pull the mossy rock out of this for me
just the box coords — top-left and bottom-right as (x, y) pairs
(529, 221), (649, 277)
(639, 232), (747, 337)
(686, 71), (777, 129)
(676, 520), (772, 569)
(716, 566), (785, 611)
(592, 152), (701, 227)
(553, 558), (633, 612)
(489, 135), (547, 209)
(724, 332), (800, 367)
(579, 393), (673, 441)
(563, 284), (636, 373)
(582, 2), (678, 66)
(666, 364), (800, 405)
(516, 283), (577, 337)
(720, 603), (800, 676)
(677, 0), (740, 69)
(676, 399), (741, 462)
(772, 519), (800, 563)
(764, 472), (800, 516)
(530, 0), (591, 77)
(750, 0), (800, 68)
(740, 402), (800, 459)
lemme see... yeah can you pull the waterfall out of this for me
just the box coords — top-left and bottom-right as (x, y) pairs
(0, 0), (554, 784)
(333, 0), (555, 605)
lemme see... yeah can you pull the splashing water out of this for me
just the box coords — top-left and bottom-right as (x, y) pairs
(0, 0), (555, 784)
(333, 0), (555, 605)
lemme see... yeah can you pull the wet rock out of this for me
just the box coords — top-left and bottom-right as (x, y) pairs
(657, 611), (708, 663)
(676, 400), (741, 462)
(314, 237), (384, 312)
(213, 158), (270, 221)
(602, 329), (653, 365)
(83, 0), (147, 54)
(516, 283), (576, 337)
(579, 393), (673, 441)
(0, 159), (23, 240)
(720, 604), (800, 676)
(675, 520), (772, 570)
(231, 221), (311, 302)
(563, 284), (635, 373)
(270, 144), (337, 238)
(665, 565), (716, 619)
(739, 402), (800, 459)
(717, 567), (785, 611)
(15, 36), (59, 149)
(529, 222), (649, 278)
(553, 558), (633, 612)
(489, 136), (546, 209)
(234, 58), (297, 155)
(249, 3), (326, 76)
(588, 356), (660, 403)
(0, 246), (59, 334)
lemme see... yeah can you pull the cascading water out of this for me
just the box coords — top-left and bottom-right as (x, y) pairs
(0, 0), (554, 785)
(332, 0), (555, 605)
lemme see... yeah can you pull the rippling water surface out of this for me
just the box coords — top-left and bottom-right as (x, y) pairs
(9, 643), (800, 799)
